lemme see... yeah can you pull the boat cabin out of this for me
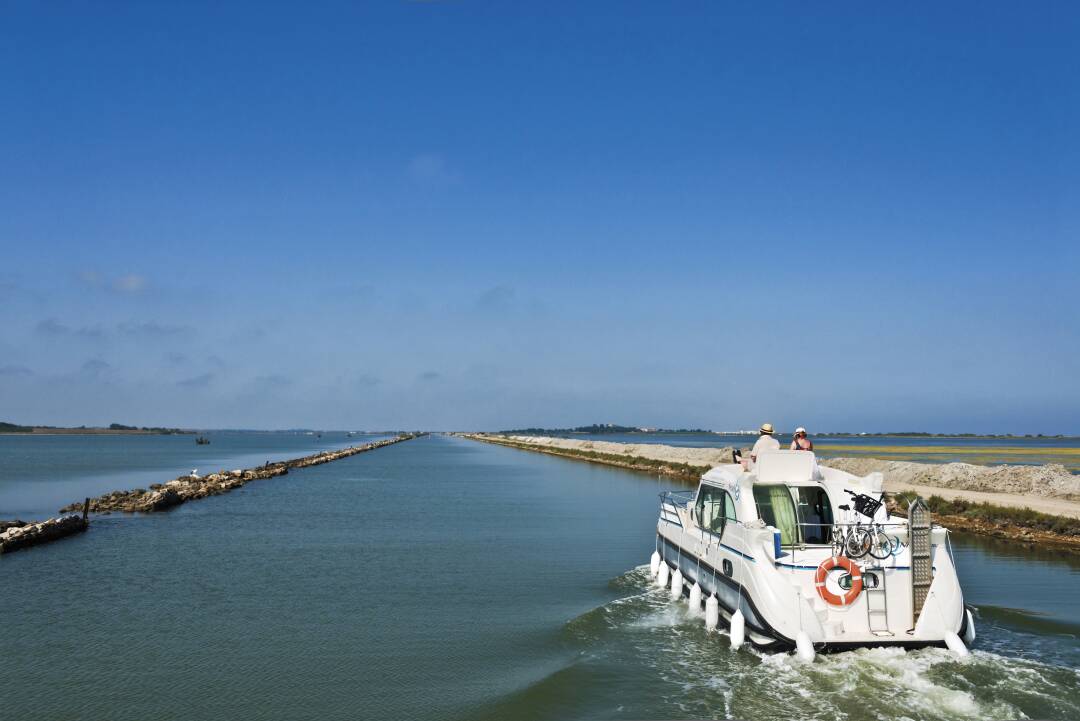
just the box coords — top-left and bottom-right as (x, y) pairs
(692, 450), (879, 549)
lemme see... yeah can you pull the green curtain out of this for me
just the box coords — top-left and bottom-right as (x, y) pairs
(767, 486), (799, 544)
(753, 485), (799, 545)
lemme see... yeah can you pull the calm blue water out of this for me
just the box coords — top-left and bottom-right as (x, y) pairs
(2, 435), (1078, 720)
(0, 431), (390, 518)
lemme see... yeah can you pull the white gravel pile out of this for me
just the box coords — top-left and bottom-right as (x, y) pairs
(823, 457), (1080, 501)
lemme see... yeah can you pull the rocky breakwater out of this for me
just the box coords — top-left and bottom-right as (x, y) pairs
(1, 511), (88, 554)
(59, 434), (419, 515)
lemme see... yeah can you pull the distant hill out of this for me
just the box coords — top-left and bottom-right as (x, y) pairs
(0, 421), (33, 433)
(0, 421), (190, 435)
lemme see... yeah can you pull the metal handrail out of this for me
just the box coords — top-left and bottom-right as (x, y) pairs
(659, 490), (695, 505)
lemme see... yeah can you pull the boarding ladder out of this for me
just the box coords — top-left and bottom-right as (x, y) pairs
(908, 498), (932, 629)
(864, 561), (892, 636)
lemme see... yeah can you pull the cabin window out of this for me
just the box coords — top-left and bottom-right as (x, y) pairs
(752, 485), (799, 546)
(792, 486), (834, 544)
(695, 486), (735, 537)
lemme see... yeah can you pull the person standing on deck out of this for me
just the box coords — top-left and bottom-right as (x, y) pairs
(791, 427), (814, 451)
(750, 422), (780, 463)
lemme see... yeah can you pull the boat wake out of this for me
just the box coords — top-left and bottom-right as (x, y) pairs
(469, 566), (1080, 721)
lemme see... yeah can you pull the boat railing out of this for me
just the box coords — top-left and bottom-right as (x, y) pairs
(775, 520), (914, 565)
(659, 490), (695, 529)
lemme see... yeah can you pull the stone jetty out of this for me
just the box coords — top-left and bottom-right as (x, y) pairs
(1, 511), (89, 554)
(0, 435), (420, 556)
(58, 434), (420, 515)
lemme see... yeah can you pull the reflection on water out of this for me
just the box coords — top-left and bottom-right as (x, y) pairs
(2, 435), (1078, 721)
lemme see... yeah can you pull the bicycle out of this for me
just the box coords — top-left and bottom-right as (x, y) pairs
(843, 489), (903, 560)
(830, 507), (872, 559)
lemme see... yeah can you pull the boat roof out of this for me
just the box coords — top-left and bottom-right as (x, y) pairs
(701, 450), (822, 487)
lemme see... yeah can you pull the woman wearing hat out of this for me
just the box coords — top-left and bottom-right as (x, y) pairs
(750, 422), (781, 463)
(791, 427), (814, 452)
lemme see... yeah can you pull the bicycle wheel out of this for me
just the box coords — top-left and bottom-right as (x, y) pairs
(845, 528), (872, 558)
(889, 536), (905, 557)
(868, 530), (893, 560)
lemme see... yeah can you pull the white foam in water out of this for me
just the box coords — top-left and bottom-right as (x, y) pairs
(572, 566), (1080, 720)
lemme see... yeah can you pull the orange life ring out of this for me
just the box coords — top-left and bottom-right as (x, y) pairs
(815, 555), (863, 606)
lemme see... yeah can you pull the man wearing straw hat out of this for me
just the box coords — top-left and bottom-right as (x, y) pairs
(750, 422), (780, 463)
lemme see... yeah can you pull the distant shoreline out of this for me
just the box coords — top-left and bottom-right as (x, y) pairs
(498, 429), (1077, 440)
(0, 428), (193, 436)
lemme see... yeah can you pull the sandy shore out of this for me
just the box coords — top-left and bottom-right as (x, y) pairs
(485, 434), (1080, 518)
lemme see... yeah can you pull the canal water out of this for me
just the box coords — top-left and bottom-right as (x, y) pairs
(2, 435), (1077, 720)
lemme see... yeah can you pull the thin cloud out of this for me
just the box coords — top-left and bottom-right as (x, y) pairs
(475, 284), (516, 311)
(76, 270), (104, 289)
(36, 318), (70, 335)
(0, 364), (33, 376)
(118, 321), (192, 338)
(111, 274), (148, 293)
(418, 371), (442, 382)
(253, 374), (293, 388)
(177, 372), (214, 389)
(80, 358), (111, 376)
(406, 153), (459, 185)
(76, 271), (149, 294)
(164, 352), (188, 365)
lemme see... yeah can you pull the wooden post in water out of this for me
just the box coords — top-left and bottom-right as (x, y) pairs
(82, 497), (90, 523)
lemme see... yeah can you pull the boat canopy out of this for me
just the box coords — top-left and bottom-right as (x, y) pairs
(755, 450), (820, 484)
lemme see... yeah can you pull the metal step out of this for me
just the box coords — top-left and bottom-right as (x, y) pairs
(864, 565), (893, 636)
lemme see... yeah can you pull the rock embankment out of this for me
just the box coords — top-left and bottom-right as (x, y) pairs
(463, 433), (736, 481)
(823, 457), (1080, 501)
(58, 434), (420, 515)
(0, 514), (88, 554)
(471, 434), (1079, 502)
(497, 434), (737, 467)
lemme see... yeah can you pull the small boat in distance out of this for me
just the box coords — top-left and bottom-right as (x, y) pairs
(650, 450), (974, 660)
(195, 436), (210, 445)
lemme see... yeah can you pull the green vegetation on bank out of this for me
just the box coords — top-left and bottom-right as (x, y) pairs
(0, 421), (33, 433)
(0, 421), (190, 434)
(495, 424), (1074, 439)
(893, 494), (1080, 537)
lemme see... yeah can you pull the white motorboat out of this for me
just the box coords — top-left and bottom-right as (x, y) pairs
(651, 450), (974, 658)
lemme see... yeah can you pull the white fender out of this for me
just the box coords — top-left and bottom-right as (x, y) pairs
(705, 594), (719, 631)
(688, 582), (702, 614)
(962, 608), (976, 645)
(656, 562), (669, 588)
(944, 631), (970, 658)
(795, 631), (815, 662)
(729, 608), (745, 649)
(669, 568), (683, 601)
(649, 551), (661, 578)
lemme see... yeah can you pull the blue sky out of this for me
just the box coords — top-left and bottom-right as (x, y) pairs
(1, 2), (1077, 432)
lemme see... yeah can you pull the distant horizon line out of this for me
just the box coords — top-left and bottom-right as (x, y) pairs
(2, 421), (1077, 439)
